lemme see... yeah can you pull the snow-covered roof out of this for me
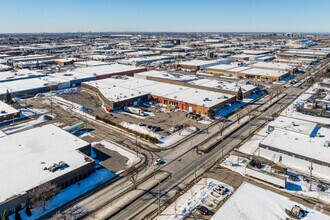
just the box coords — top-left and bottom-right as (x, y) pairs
(249, 62), (297, 70)
(84, 76), (234, 108)
(268, 115), (317, 136)
(240, 68), (289, 78)
(241, 50), (270, 55)
(0, 64), (146, 96)
(134, 70), (198, 82)
(0, 100), (19, 117)
(212, 182), (329, 220)
(178, 59), (227, 67)
(260, 127), (330, 165)
(0, 124), (91, 204)
(188, 78), (257, 93)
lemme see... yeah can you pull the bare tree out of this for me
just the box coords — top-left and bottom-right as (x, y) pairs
(236, 111), (243, 124)
(53, 206), (88, 220)
(218, 121), (226, 136)
(28, 182), (59, 211)
(127, 170), (139, 189)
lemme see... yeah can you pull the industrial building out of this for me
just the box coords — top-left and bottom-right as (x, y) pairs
(257, 116), (330, 182)
(279, 49), (330, 59)
(0, 64), (147, 98)
(135, 70), (257, 98)
(0, 124), (94, 216)
(206, 64), (290, 81)
(83, 76), (235, 115)
(176, 59), (230, 71)
(248, 62), (298, 73)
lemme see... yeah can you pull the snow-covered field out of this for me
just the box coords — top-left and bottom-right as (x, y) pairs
(9, 168), (117, 220)
(212, 182), (330, 220)
(91, 140), (141, 169)
(157, 178), (233, 220)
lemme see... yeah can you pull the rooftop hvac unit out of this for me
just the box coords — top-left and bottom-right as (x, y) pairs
(324, 141), (330, 147)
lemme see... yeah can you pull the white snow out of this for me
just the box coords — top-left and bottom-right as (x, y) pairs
(212, 182), (330, 220)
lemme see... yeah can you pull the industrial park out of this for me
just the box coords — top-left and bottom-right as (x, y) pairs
(1, 1), (330, 220)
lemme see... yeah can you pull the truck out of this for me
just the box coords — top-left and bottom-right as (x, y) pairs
(124, 106), (144, 115)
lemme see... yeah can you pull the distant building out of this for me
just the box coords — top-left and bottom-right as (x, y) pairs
(177, 59), (230, 71)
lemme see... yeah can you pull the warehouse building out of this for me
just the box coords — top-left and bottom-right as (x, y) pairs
(135, 70), (257, 98)
(248, 62), (298, 73)
(83, 76), (235, 115)
(206, 64), (290, 81)
(257, 117), (330, 182)
(118, 55), (172, 65)
(0, 64), (147, 98)
(0, 124), (94, 216)
(279, 49), (330, 59)
(176, 59), (230, 71)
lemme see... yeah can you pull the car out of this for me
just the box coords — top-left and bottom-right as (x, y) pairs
(138, 122), (146, 127)
(169, 125), (183, 132)
(154, 158), (166, 166)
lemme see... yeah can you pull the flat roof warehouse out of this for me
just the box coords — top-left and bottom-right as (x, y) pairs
(83, 76), (236, 114)
(0, 124), (92, 204)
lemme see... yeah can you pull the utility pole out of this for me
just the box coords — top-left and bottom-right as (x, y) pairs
(237, 147), (240, 165)
(158, 180), (161, 216)
(309, 160), (314, 191)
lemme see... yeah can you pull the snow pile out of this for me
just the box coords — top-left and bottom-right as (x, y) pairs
(158, 178), (233, 220)
(212, 182), (330, 220)
(119, 121), (162, 139)
(91, 140), (141, 168)
(158, 127), (198, 147)
(34, 87), (80, 98)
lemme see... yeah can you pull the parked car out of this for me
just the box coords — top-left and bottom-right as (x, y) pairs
(169, 124), (183, 132)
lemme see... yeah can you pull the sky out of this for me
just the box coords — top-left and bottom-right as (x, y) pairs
(0, 0), (329, 33)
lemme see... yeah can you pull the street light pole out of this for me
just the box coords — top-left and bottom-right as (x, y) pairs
(309, 160), (314, 191)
